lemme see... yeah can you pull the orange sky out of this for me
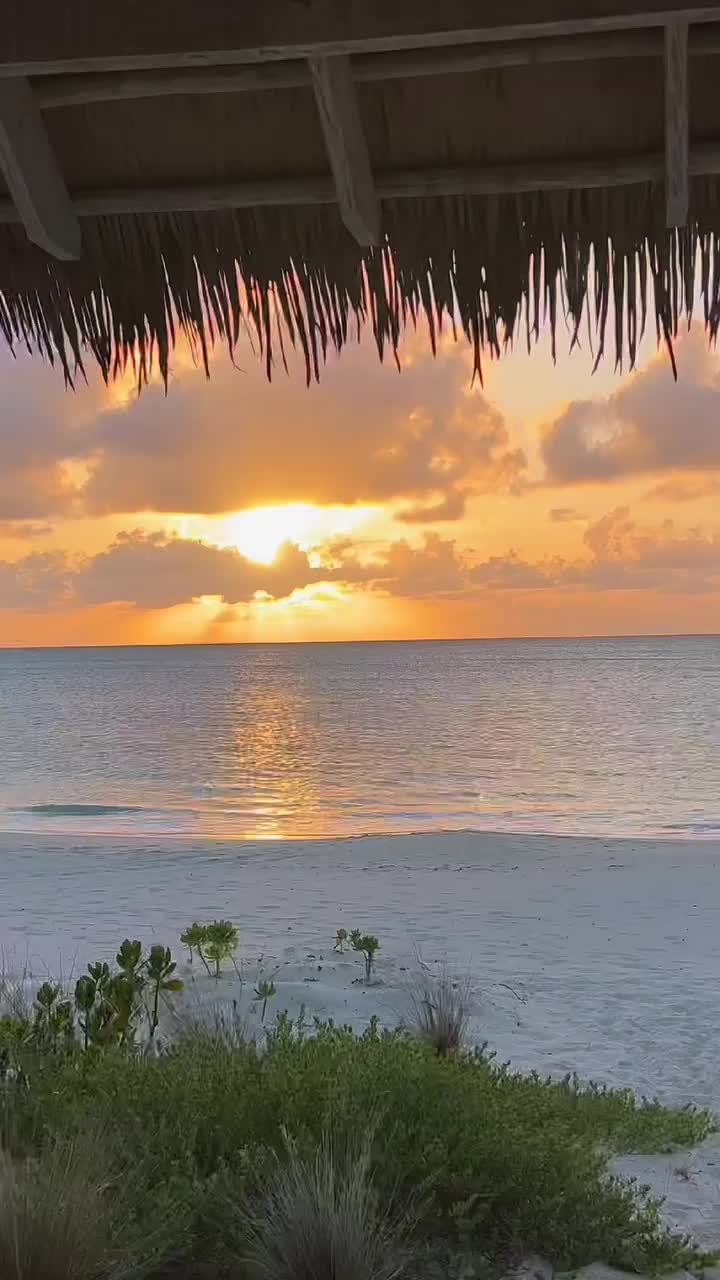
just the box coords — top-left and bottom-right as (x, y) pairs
(1, 315), (720, 645)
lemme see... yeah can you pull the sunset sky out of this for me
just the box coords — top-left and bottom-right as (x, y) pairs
(1, 313), (719, 646)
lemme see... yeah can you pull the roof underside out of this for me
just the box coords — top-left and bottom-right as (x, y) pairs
(1, 1), (720, 384)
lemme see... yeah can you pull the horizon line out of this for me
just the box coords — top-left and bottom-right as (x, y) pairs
(0, 631), (719, 653)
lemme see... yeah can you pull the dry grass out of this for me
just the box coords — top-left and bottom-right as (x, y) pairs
(235, 1135), (410, 1280)
(0, 1135), (117, 1280)
(0, 1127), (178, 1280)
(404, 968), (473, 1058)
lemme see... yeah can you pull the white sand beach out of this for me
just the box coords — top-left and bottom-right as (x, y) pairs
(2, 828), (720, 1251)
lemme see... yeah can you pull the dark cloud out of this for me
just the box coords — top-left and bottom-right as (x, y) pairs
(541, 336), (720, 484)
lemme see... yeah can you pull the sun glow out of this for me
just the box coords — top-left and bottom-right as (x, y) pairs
(202, 502), (378, 565)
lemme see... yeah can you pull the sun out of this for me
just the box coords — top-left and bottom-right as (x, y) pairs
(174, 502), (379, 567)
(226, 503), (320, 564)
(222, 503), (377, 564)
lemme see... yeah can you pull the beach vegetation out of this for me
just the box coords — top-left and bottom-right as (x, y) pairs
(182, 920), (239, 978)
(350, 930), (380, 983)
(180, 921), (211, 972)
(1, 940), (183, 1058)
(254, 979), (277, 1022)
(3, 1015), (712, 1277)
(146, 944), (183, 1039)
(405, 968), (472, 1057)
(33, 982), (74, 1050)
(231, 1132), (411, 1280)
(334, 927), (348, 953)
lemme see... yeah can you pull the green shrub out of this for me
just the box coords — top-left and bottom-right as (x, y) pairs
(7, 1021), (712, 1273)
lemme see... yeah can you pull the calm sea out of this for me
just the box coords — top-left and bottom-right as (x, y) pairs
(0, 637), (718, 841)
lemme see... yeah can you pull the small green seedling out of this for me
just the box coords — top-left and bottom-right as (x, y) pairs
(203, 920), (239, 979)
(180, 923), (211, 973)
(88, 961), (111, 992)
(334, 927), (348, 953)
(146, 944), (183, 1038)
(34, 982), (74, 1047)
(116, 939), (143, 976)
(254, 978), (277, 1022)
(350, 929), (380, 983)
(74, 974), (96, 1050)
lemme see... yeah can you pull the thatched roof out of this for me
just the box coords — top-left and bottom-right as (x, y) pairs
(2, 2), (720, 385)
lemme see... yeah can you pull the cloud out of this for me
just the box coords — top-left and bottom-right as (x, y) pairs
(0, 552), (73, 610)
(0, 533), (319, 612)
(0, 350), (102, 517)
(327, 505), (720, 599)
(0, 520), (53, 540)
(396, 489), (470, 523)
(366, 534), (469, 597)
(0, 339), (526, 523)
(76, 532), (319, 609)
(73, 339), (525, 519)
(541, 335), (720, 484)
(643, 476), (720, 502)
(2, 504), (719, 617)
(549, 507), (586, 523)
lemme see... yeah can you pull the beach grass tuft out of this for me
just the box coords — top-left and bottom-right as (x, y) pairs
(0, 1130), (155, 1280)
(233, 1132), (410, 1280)
(404, 967), (473, 1057)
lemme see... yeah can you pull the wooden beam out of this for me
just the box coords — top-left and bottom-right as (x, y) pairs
(309, 55), (380, 246)
(32, 27), (720, 110)
(665, 21), (689, 225)
(2, 3), (720, 77)
(1, 142), (720, 225)
(0, 77), (80, 258)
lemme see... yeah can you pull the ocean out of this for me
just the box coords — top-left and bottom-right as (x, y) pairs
(0, 636), (718, 841)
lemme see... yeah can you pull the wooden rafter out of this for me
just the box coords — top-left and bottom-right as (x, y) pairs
(664, 21), (689, 225)
(1, 143), (720, 224)
(0, 76), (80, 258)
(30, 28), (720, 109)
(1, 3), (720, 76)
(309, 54), (380, 246)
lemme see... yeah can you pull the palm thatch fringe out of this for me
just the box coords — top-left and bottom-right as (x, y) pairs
(1, 180), (719, 388)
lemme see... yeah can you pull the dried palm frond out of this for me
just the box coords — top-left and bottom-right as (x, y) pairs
(0, 181), (717, 390)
